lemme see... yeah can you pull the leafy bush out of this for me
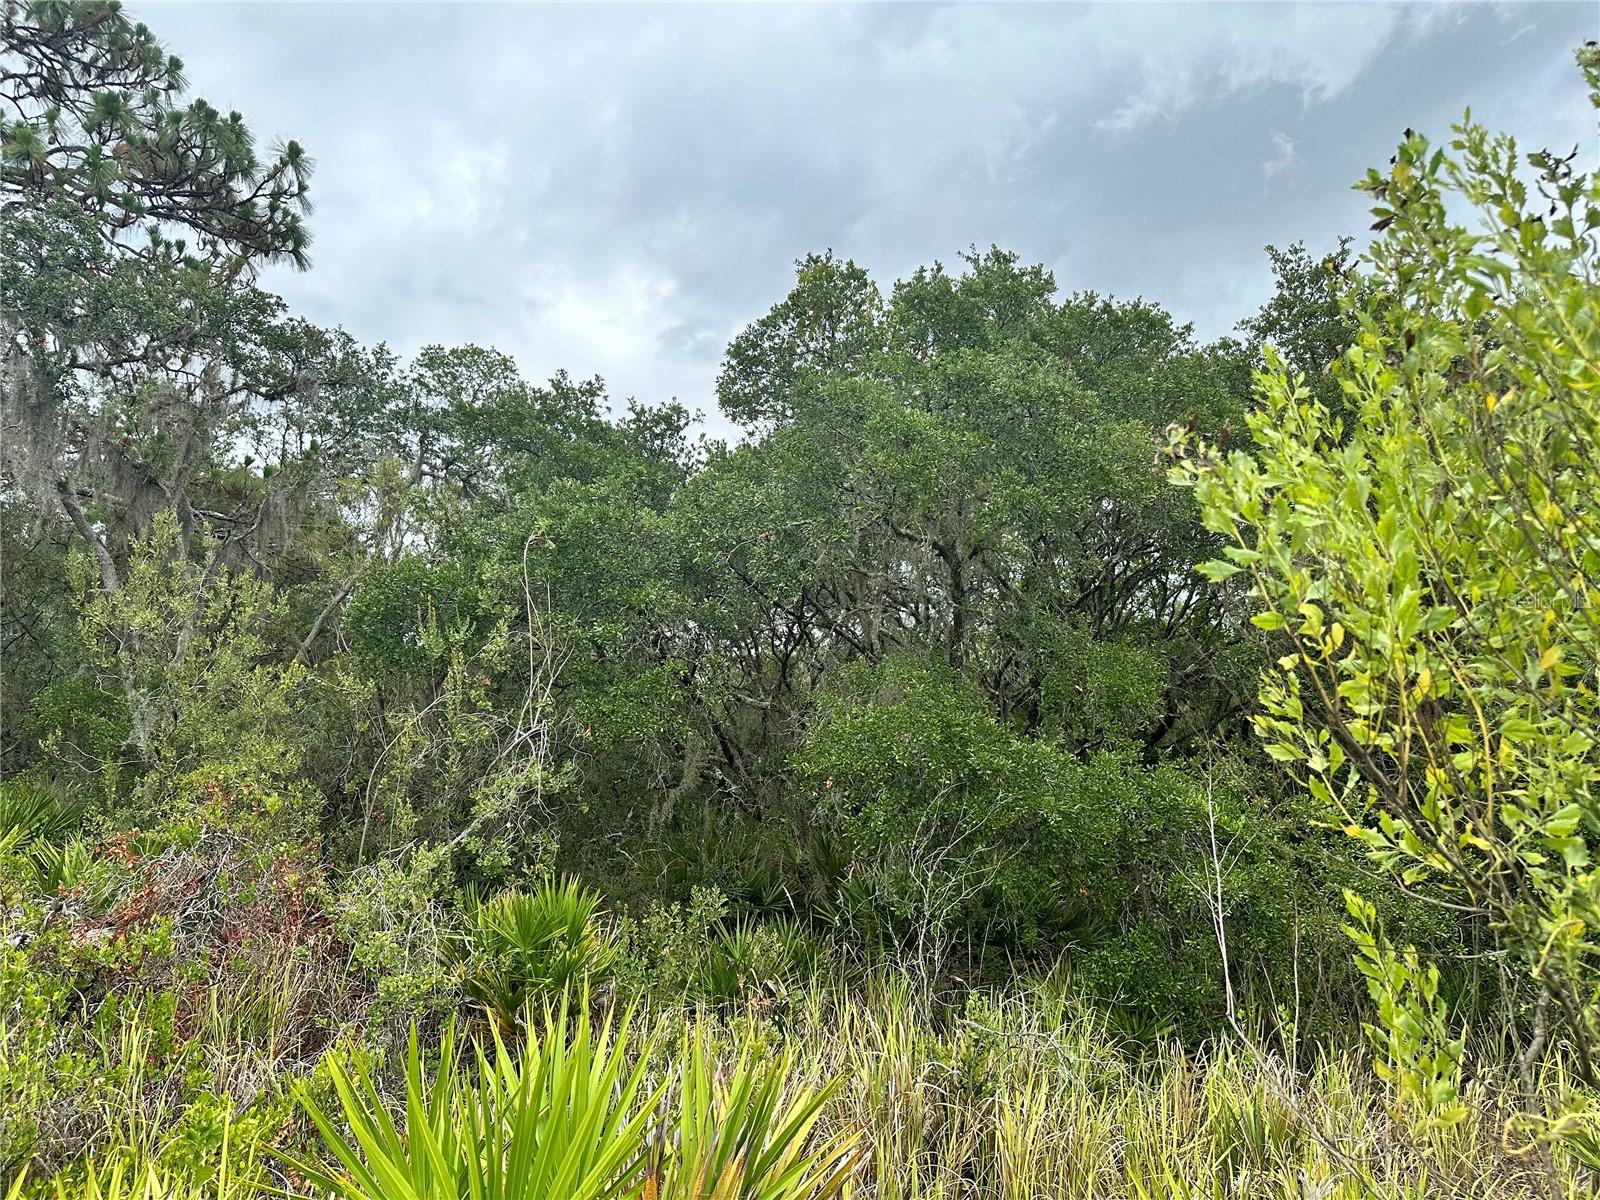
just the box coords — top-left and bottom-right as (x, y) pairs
(1172, 45), (1600, 1117)
(22, 681), (133, 803)
(461, 878), (617, 1031)
(289, 1008), (661, 1200)
(693, 916), (824, 1008)
(1344, 893), (1467, 1131)
(290, 1005), (857, 1200)
(0, 780), (80, 845)
(333, 847), (462, 1033)
(71, 515), (308, 814)
(797, 657), (1087, 955)
(612, 886), (730, 1003)
(344, 558), (486, 680)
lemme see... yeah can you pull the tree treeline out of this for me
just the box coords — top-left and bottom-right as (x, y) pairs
(0, 0), (1482, 1037)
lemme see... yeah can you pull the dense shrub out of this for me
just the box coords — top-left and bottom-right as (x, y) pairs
(459, 878), (617, 1031)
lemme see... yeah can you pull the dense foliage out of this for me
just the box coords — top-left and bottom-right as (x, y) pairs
(3, 4), (1599, 1197)
(1174, 39), (1600, 1137)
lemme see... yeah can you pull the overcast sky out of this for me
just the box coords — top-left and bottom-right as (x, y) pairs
(142, 2), (1597, 433)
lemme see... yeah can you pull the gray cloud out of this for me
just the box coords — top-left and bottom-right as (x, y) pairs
(143, 2), (1598, 435)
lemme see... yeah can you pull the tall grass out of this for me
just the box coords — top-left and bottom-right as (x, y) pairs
(23, 975), (1600, 1200)
(706, 979), (1593, 1199)
(647, 1029), (857, 1199)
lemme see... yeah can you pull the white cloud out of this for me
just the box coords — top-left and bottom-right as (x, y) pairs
(1262, 131), (1299, 178)
(1088, 3), (1413, 133)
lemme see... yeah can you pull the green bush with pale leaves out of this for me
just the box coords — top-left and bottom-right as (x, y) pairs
(1172, 40), (1600, 1142)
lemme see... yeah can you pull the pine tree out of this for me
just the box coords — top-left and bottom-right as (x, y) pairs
(2, 0), (311, 273)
